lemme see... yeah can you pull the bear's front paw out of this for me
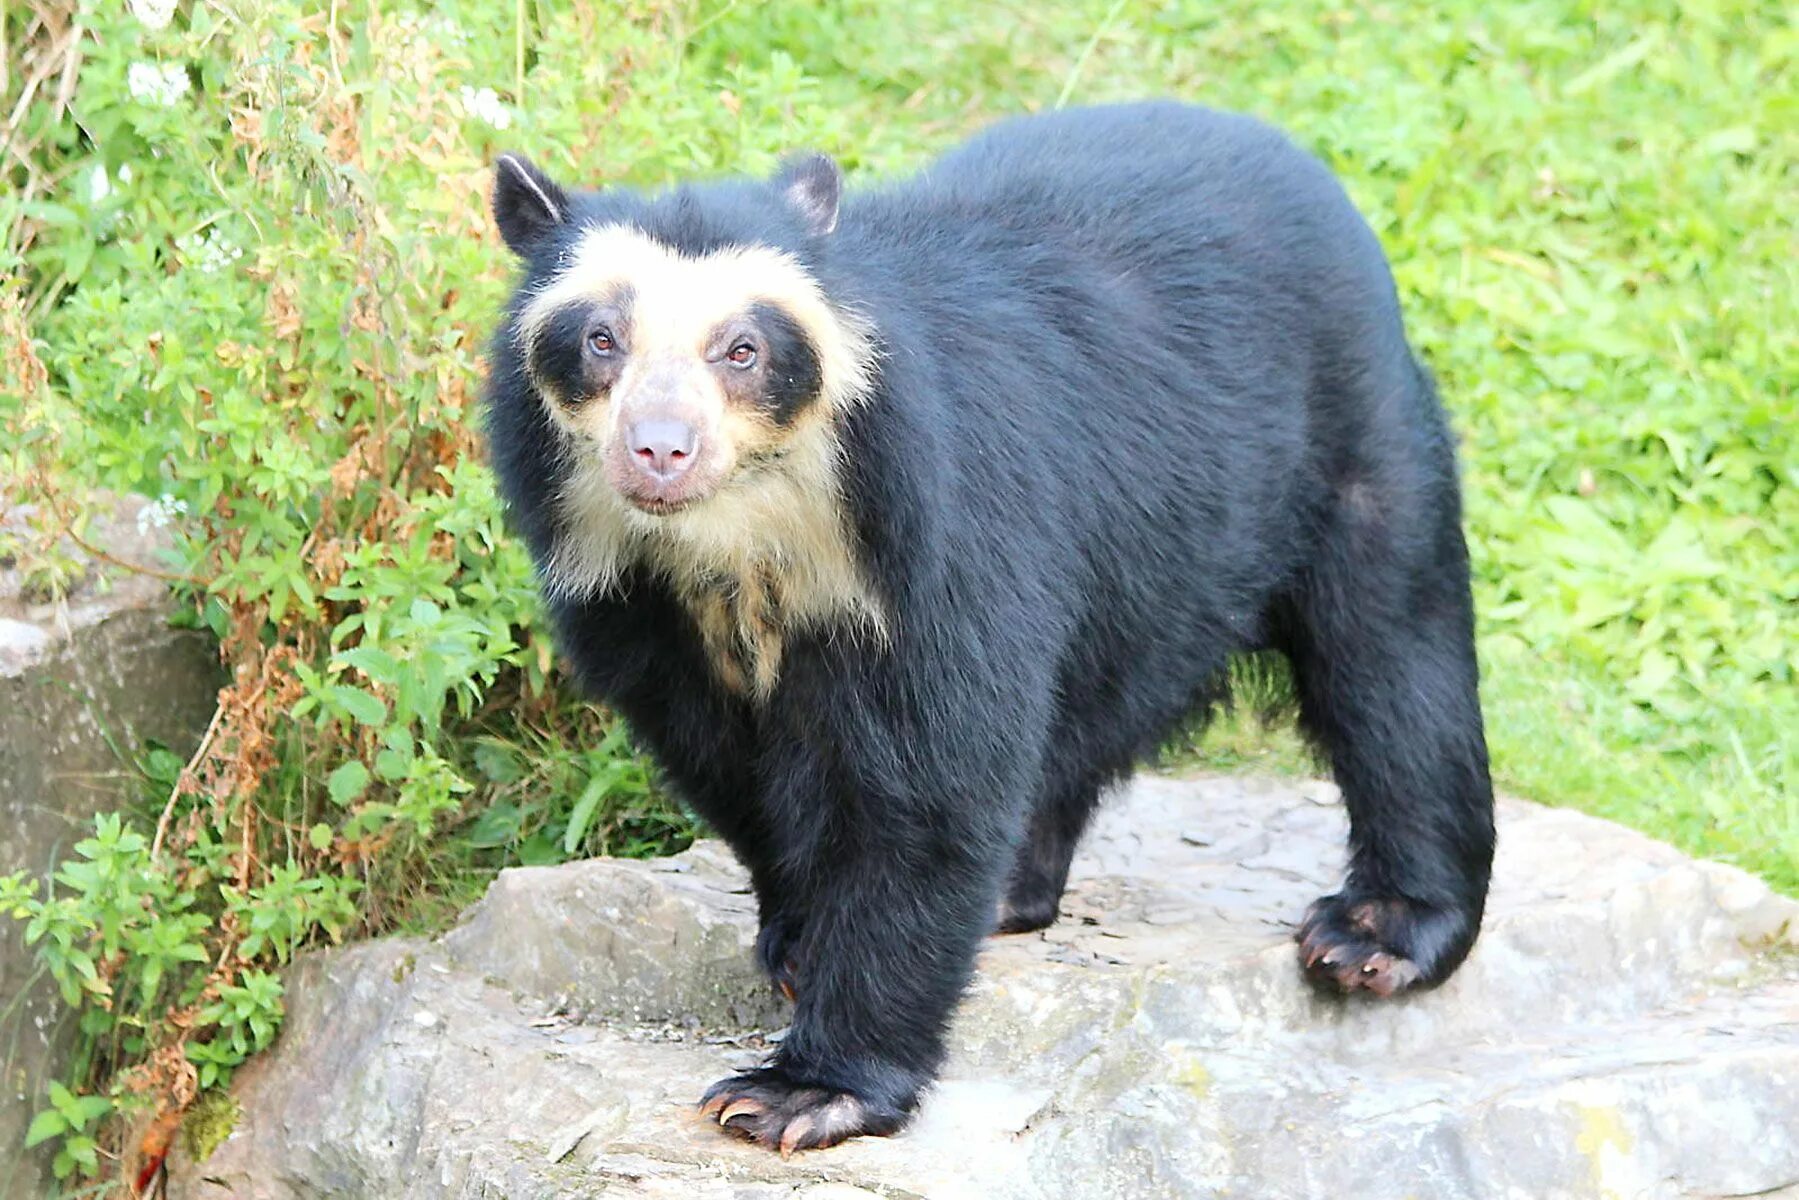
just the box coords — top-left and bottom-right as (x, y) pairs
(1296, 891), (1474, 997)
(698, 1066), (910, 1156)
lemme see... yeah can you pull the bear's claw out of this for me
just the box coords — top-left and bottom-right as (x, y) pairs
(1296, 891), (1447, 997)
(697, 1067), (908, 1157)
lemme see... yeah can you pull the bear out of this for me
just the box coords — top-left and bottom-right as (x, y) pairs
(482, 100), (1495, 1155)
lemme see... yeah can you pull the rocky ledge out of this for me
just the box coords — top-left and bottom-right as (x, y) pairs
(2, 493), (221, 1198)
(169, 774), (1797, 1200)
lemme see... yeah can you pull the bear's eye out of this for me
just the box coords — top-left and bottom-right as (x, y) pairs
(726, 341), (757, 369)
(587, 327), (615, 357)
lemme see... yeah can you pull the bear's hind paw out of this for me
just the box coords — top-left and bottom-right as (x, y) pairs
(1296, 892), (1470, 997)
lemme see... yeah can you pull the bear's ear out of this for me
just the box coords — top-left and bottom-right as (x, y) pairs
(776, 153), (841, 237)
(492, 154), (571, 255)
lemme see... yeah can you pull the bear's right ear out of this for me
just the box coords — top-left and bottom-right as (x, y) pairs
(492, 154), (571, 256)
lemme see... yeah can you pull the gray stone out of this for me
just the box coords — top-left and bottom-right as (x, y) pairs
(1, 493), (223, 1199)
(168, 774), (1799, 1200)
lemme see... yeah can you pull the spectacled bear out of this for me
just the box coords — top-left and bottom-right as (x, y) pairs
(482, 100), (1495, 1155)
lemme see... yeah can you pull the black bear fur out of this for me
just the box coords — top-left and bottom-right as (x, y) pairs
(484, 101), (1495, 1152)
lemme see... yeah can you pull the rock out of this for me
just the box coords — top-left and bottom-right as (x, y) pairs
(442, 840), (788, 1032)
(168, 774), (1799, 1200)
(1, 493), (223, 1199)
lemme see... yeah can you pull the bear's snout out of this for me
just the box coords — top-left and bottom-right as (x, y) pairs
(628, 418), (700, 481)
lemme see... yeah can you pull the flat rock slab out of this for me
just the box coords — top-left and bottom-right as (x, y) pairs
(170, 775), (1799, 1200)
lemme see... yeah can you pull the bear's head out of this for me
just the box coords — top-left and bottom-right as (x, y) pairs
(487, 154), (885, 686)
(492, 153), (872, 516)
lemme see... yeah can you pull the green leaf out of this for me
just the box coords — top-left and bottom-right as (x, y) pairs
(142, 959), (165, 1002)
(1696, 126), (1755, 156)
(327, 761), (371, 807)
(466, 805), (523, 849)
(20, 199), (79, 226)
(374, 747), (410, 781)
(24, 1108), (66, 1148)
(1565, 30), (1664, 97)
(66, 1134), (99, 1169)
(473, 741), (523, 784)
(563, 776), (610, 855)
(516, 834), (563, 868)
(330, 686), (387, 727)
(338, 646), (402, 684)
(309, 822), (335, 851)
(65, 1095), (112, 1131)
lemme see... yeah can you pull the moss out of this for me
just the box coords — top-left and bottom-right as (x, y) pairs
(1575, 1104), (1634, 1200)
(1169, 1049), (1212, 1100)
(182, 1091), (242, 1164)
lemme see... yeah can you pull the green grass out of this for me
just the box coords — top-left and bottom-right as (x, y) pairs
(773, 0), (1798, 890)
(763, 0), (1797, 891)
(1, 0), (1793, 1185)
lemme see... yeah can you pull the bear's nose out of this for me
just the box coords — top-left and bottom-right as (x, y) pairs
(628, 419), (699, 479)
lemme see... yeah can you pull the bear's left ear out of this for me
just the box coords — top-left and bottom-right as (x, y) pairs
(492, 153), (571, 256)
(776, 153), (841, 237)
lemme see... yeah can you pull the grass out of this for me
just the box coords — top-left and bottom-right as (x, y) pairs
(804, 0), (1796, 891)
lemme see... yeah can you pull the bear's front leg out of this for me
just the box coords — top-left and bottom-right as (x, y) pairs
(752, 912), (801, 1004)
(698, 779), (1014, 1154)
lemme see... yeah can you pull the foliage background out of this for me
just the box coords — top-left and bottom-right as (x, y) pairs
(1, 0), (1793, 1189)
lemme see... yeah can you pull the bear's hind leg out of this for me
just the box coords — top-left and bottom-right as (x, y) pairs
(995, 771), (1106, 934)
(1284, 415), (1495, 996)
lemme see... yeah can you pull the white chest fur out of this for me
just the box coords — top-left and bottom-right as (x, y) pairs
(545, 423), (887, 697)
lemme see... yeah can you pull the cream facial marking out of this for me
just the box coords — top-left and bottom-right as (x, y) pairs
(518, 224), (872, 418)
(519, 223), (886, 697)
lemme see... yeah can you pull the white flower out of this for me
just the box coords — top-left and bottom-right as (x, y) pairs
(174, 228), (244, 275)
(87, 165), (112, 203)
(127, 61), (189, 107)
(128, 0), (177, 31)
(136, 493), (190, 535)
(458, 86), (511, 131)
(426, 14), (469, 46)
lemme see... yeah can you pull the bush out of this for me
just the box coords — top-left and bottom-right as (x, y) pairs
(2, 0), (1792, 1189)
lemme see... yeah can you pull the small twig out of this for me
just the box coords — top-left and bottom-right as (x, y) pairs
(237, 787), (257, 889)
(680, 0), (740, 45)
(0, 64), (45, 161)
(0, 18), (78, 162)
(205, 156), (264, 241)
(3, 136), (42, 260)
(213, 932), (236, 973)
(152, 702), (224, 859)
(1055, 0), (1128, 110)
(51, 22), (84, 120)
(60, 521), (206, 587)
(35, 486), (208, 587)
